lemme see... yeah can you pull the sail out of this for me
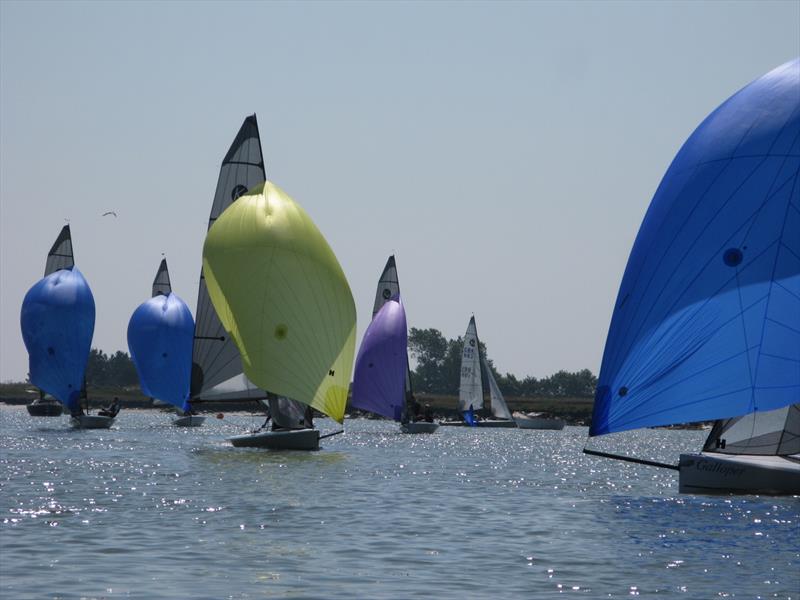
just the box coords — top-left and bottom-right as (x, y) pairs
(352, 297), (408, 421)
(44, 225), (74, 276)
(202, 181), (357, 423)
(459, 316), (483, 412)
(151, 259), (172, 297)
(590, 58), (800, 436)
(191, 114), (266, 400)
(268, 396), (311, 429)
(703, 404), (800, 456)
(483, 356), (512, 420)
(127, 293), (194, 413)
(20, 267), (95, 411)
(372, 256), (400, 318)
(371, 255), (413, 397)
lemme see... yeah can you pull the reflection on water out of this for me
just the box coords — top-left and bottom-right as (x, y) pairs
(1, 406), (797, 599)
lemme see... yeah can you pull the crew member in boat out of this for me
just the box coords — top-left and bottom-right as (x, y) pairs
(98, 397), (121, 418)
(423, 403), (433, 423)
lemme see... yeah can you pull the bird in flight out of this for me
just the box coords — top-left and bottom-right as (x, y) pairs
(102, 211), (117, 217)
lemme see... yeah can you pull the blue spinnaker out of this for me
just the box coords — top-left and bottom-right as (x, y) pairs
(20, 267), (95, 412)
(352, 297), (408, 421)
(591, 59), (800, 436)
(127, 293), (194, 413)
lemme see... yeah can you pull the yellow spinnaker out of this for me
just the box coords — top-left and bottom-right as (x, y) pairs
(202, 181), (356, 423)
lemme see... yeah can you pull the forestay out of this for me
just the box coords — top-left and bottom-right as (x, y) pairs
(591, 58), (800, 436)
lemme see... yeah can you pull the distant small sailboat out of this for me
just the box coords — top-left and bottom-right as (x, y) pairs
(203, 177), (357, 450)
(128, 259), (204, 427)
(442, 316), (516, 427)
(352, 256), (438, 434)
(585, 59), (800, 494)
(21, 225), (111, 428)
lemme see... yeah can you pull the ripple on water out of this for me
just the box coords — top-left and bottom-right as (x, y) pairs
(1, 406), (798, 599)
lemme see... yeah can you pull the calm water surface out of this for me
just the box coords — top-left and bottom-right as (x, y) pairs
(1, 406), (797, 599)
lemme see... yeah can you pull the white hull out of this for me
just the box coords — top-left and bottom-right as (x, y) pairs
(229, 428), (320, 450)
(401, 421), (439, 434)
(514, 416), (565, 430)
(173, 415), (206, 427)
(70, 415), (114, 429)
(679, 452), (800, 495)
(478, 419), (517, 428)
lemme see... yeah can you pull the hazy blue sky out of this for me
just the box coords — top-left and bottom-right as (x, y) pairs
(1, 1), (798, 383)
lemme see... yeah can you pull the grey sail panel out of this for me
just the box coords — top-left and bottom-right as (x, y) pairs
(191, 115), (266, 399)
(371, 255), (413, 397)
(483, 356), (512, 420)
(703, 404), (800, 456)
(268, 396), (311, 429)
(44, 225), (74, 276)
(151, 259), (172, 297)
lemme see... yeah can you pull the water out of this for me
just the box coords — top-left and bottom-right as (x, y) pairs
(1, 406), (797, 599)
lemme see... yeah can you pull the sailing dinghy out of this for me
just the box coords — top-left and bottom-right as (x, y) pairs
(443, 316), (516, 427)
(203, 174), (357, 450)
(585, 59), (800, 494)
(21, 225), (110, 428)
(190, 115), (311, 441)
(352, 256), (438, 434)
(128, 259), (204, 427)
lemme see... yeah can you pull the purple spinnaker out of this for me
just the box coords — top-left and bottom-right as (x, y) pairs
(352, 297), (408, 421)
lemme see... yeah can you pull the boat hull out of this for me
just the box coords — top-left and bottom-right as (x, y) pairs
(438, 420), (467, 427)
(173, 415), (206, 427)
(70, 415), (114, 429)
(401, 421), (439, 434)
(26, 402), (63, 417)
(679, 452), (800, 495)
(514, 416), (565, 430)
(229, 428), (320, 450)
(478, 419), (517, 428)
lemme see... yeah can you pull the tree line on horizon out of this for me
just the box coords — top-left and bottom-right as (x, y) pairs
(22, 336), (597, 398)
(408, 327), (597, 398)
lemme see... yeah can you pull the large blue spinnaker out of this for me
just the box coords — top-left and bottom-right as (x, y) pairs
(128, 293), (194, 413)
(20, 267), (96, 412)
(590, 59), (800, 436)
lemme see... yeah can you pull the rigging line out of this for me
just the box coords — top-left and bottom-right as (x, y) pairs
(582, 448), (679, 471)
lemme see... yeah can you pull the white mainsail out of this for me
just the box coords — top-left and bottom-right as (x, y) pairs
(458, 316), (483, 412)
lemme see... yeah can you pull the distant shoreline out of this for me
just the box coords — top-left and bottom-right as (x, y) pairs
(0, 382), (595, 425)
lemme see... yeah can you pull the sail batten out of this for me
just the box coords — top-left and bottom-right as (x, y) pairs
(590, 58), (800, 437)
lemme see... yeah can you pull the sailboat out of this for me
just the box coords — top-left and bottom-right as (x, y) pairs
(190, 115), (311, 437)
(26, 226), (73, 417)
(585, 58), (800, 494)
(202, 172), (357, 450)
(352, 256), (439, 434)
(443, 316), (516, 427)
(128, 259), (204, 427)
(20, 225), (112, 428)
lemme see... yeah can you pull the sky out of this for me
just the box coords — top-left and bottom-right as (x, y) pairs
(1, 1), (798, 383)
